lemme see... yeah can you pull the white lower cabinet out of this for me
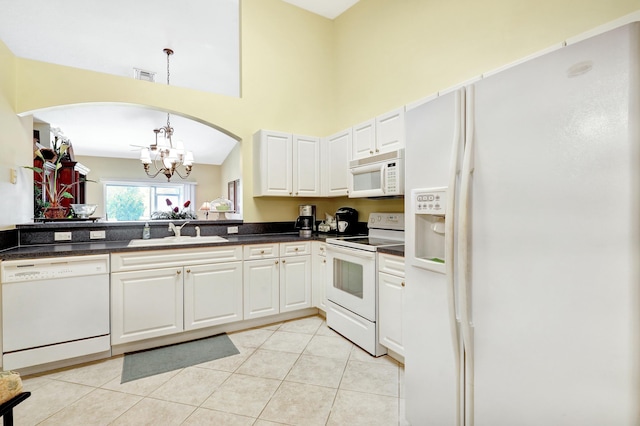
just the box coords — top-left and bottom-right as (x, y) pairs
(378, 253), (405, 356)
(111, 267), (184, 344)
(280, 254), (311, 312)
(243, 257), (280, 319)
(111, 246), (243, 345)
(184, 262), (243, 330)
(243, 242), (311, 320)
(311, 241), (327, 311)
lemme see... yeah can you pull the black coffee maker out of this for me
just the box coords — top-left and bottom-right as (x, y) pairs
(335, 207), (358, 235)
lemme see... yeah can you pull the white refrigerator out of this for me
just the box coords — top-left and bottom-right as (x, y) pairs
(404, 22), (640, 425)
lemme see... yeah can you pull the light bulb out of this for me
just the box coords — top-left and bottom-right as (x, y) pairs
(140, 149), (152, 164)
(183, 151), (194, 166)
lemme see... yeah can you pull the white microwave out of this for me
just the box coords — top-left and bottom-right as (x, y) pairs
(348, 149), (404, 198)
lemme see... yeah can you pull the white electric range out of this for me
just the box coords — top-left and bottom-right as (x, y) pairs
(325, 213), (404, 356)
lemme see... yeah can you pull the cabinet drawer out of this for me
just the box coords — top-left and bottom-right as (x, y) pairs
(378, 253), (405, 277)
(280, 241), (311, 257)
(243, 244), (279, 260)
(312, 241), (327, 257)
(111, 245), (242, 272)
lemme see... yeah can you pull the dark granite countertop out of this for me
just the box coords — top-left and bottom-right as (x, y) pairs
(377, 244), (405, 257)
(0, 233), (332, 261)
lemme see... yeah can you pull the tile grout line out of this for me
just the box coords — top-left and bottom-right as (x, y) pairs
(252, 318), (323, 424)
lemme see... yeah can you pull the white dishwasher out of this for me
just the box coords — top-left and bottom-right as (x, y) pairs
(1, 254), (111, 371)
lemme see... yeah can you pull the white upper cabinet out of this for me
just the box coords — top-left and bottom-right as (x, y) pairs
(293, 134), (321, 197)
(323, 129), (351, 197)
(352, 107), (405, 160)
(253, 130), (320, 197)
(352, 119), (376, 160)
(253, 130), (293, 197)
(376, 107), (405, 154)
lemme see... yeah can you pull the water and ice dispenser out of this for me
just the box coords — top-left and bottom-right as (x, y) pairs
(412, 187), (447, 273)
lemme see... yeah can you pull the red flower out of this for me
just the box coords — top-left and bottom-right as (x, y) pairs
(183, 200), (191, 208)
(165, 198), (172, 206)
(173, 207), (179, 213)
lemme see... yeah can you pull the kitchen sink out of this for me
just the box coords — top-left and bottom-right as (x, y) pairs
(127, 235), (228, 247)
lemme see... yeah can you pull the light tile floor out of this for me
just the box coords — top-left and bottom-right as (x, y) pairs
(16, 315), (408, 425)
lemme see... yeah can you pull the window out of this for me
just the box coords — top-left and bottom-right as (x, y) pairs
(103, 180), (196, 221)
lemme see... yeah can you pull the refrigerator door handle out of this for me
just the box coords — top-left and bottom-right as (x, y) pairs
(459, 84), (475, 426)
(447, 88), (465, 426)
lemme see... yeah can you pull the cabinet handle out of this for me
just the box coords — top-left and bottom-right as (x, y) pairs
(401, 281), (405, 287)
(260, 250), (265, 254)
(369, 150), (373, 154)
(376, 148), (380, 152)
(275, 260), (279, 265)
(295, 192), (299, 195)
(177, 270), (182, 275)
(282, 259), (286, 264)
(289, 192), (292, 195)
(323, 259), (326, 264)
(294, 247), (299, 251)
(186, 269), (191, 273)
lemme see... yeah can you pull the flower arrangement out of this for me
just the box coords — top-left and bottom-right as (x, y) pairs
(25, 129), (91, 218)
(151, 199), (198, 220)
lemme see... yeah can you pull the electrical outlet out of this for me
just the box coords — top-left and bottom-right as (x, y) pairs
(90, 230), (106, 239)
(54, 232), (72, 241)
(227, 226), (238, 234)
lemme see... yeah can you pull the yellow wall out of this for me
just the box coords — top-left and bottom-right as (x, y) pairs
(11, 0), (335, 223)
(332, 0), (640, 126)
(1, 0), (639, 226)
(0, 39), (33, 229)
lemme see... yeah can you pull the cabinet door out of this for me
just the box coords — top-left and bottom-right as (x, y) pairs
(243, 258), (280, 319)
(280, 255), (312, 313)
(184, 262), (243, 330)
(375, 107), (405, 154)
(378, 271), (405, 356)
(352, 119), (376, 160)
(312, 243), (327, 311)
(293, 135), (321, 197)
(111, 267), (183, 345)
(253, 130), (293, 196)
(324, 129), (351, 197)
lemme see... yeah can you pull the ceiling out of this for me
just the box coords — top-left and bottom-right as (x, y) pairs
(282, 0), (360, 19)
(0, 0), (358, 165)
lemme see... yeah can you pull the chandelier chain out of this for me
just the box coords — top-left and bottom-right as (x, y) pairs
(140, 47), (193, 181)
(165, 48), (172, 128)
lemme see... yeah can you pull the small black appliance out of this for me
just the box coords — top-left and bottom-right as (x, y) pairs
(335, 207), (359, 235)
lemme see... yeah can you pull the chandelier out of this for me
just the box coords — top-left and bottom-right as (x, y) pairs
(140, 48), (194, 181)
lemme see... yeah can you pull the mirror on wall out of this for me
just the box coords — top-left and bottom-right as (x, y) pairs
(28, 103), (241, 222)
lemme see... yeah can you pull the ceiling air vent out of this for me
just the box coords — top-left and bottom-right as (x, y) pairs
(133, 68), (156, 82)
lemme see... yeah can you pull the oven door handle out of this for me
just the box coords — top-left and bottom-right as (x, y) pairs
(326, 245), (376, 260)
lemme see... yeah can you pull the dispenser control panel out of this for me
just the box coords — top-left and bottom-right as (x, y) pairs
(413, 188), (447, 216)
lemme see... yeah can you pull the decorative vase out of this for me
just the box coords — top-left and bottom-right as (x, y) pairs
(43, 206), (69, 219)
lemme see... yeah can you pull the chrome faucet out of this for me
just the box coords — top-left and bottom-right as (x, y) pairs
(168, 221), (190, 237)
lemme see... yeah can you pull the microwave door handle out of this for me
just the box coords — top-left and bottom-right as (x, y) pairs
(381, 166), (386, 194)
(351, 163), (384, 174)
